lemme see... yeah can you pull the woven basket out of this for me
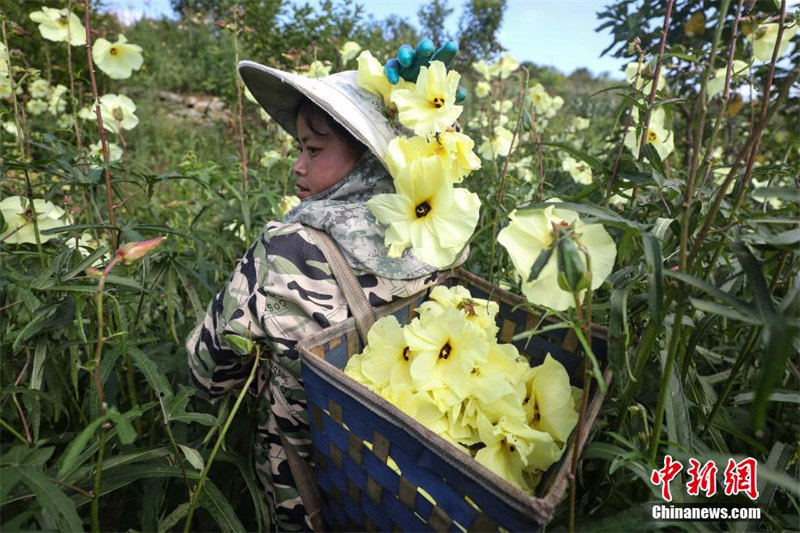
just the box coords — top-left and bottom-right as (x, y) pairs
(298, 268), (610, 532)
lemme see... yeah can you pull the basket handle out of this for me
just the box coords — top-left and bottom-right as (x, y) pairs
(305, 226), (375, 343)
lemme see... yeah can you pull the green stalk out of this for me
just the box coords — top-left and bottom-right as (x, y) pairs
(0, 417), (28, 445)
(648, 302), (685, 462)
(183, 346), (262, 533)
(616, 318), (661, 430)
(700, 326), (760, 438)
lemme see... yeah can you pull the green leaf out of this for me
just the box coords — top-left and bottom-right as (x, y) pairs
(17, 466), (84, 532)
(751, 315), (799, 430)
(527, 244), (554, 282)
(731, 389), (800, 405)
(57, 416), (108, 480)
(752, 186), (800, 202)
(199, 480), (247, 533)
(106, 406), (139, 445)
(159, 503), (191, 533)
(732, 242), (775, 321)
(641, 143), (665, 177)
(608, 286), (630, 390)
(665, 270), (754, 315)
(63, 246), (111, 280)
(161, 386), (216, 426)
(178, 445), (205, 471)
(689, 298), (762, 325)
(537, 200), (646, 231)
(642, 234), (663, 324)
(128, 346), (173, 399)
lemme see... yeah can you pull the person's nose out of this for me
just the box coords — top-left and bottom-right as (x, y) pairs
(293, 152), (307, 176)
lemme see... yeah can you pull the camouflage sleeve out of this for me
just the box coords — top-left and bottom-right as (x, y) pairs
(185, 221), (349, 398)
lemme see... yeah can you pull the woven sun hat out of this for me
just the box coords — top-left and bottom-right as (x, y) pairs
(238, 61), (406, 169)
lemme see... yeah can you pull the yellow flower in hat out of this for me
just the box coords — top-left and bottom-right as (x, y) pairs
(385, 131), (480, 185)
(367, 160), (481, 268)
(92, 34), (144, 80)
(497, 203), (617, 311)
(356, 50), (394, 105)
(390, 61), (463, 137)
(29, 7), (86, 46)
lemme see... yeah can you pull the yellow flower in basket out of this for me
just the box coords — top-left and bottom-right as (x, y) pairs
(417, 285), (500, 341)
(405, 307), (488, 402)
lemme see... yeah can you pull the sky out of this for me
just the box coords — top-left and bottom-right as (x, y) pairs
(103, 0), (627, 78)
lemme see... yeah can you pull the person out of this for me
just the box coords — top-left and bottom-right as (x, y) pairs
(186, 60), (462, 531)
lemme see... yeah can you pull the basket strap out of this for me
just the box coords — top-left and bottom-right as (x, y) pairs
(276, 425), (325, 532)
(304, 226), (375, 343)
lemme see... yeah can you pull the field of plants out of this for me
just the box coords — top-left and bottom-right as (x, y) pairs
(1, 0), (798, 531)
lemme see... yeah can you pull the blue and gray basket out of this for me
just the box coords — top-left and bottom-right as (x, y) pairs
(298, 268), (609, 531)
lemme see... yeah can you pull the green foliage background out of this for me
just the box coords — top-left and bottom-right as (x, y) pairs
(1, 0), (798, 531)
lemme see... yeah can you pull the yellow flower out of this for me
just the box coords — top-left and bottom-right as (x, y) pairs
(495, 54), (520, 79)
(477, 126), (514, 160)
(89, 140), (123, 167)
(747, 22), (799, 63)
(624, 61), (667, 93)
(260, 150), (281, 168)
(404, 307), (489, 401)
(474, 81), (491, 98)
(561, 156), (593, 185)
(624, 107), (674, 161)
(385, 131), (480, 185)
(367, 164), (481, 268)
(0, 196), (69, 245)
(390, 61), (463, 137)
(26, 99), (48, 116)
(358, 316), (413, 392)
(527, 82), (552, 115)
(356, 50), (394, 105)
(462, 342), (527, 424)
(278, 195), (301, 216)
(417, 285), (499, 341)
(92, 34), (144, 80)
(29, 78), (51, 99)
(97, 93), (139, 132)
(472, 60), (492, 80)
(707, 60), (749, 99)
(524, 354), (578, 443)
(305, 60), (331, 78)
(48, 84), (68, 115)
(29, 7), (86, 46)
(497, 203), (617, 311)
(339, 41), (361, 64)
(572, 116), (590, 131)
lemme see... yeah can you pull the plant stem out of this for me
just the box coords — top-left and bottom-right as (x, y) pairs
(700, 326), (760, 437)
(679, 0), (734, 272)
(91, 430), (106, 532)
(0, 15), (28, 159)
(731, 0), (787, 213)
(83, 0), (118, 250)
(66, 2), (83, 150)
(183, 345), (262, 533)
(232, 6), (249, 195)
(648, 301), (685, 462)
(0, 417), (28, 445)
(636, 0), (674, 163)
(496, 68), (529, 204)
(616, 317), (662, 429)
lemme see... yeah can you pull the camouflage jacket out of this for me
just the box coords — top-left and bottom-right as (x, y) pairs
(186, 220), (438, 531)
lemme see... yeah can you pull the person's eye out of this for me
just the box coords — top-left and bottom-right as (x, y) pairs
(307, 146), (321, 156)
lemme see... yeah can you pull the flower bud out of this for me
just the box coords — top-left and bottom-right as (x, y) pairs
(556, 232), (590, 294)
(116, 236), (166, 265)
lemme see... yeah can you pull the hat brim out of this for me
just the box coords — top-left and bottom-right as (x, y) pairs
(238, 61), (402, 169)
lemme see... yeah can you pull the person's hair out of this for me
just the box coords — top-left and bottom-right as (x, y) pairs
(296, 97), (366, 155)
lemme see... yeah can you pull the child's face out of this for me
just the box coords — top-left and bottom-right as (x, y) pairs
(293, 110), (362, 199)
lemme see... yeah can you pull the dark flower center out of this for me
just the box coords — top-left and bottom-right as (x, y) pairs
(415, 201), (431, 218)
(439, 342), (452, 360)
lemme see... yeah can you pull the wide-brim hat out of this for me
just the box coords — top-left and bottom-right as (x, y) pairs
(238, 61), (406, 170)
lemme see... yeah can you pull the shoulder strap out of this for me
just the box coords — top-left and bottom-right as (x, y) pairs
(304, 226), (376, 344)
(276, 426), (325, 532)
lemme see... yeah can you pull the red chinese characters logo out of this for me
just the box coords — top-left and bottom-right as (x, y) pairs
(651, 454), (683, 502)
(651, 456), (758, 501)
